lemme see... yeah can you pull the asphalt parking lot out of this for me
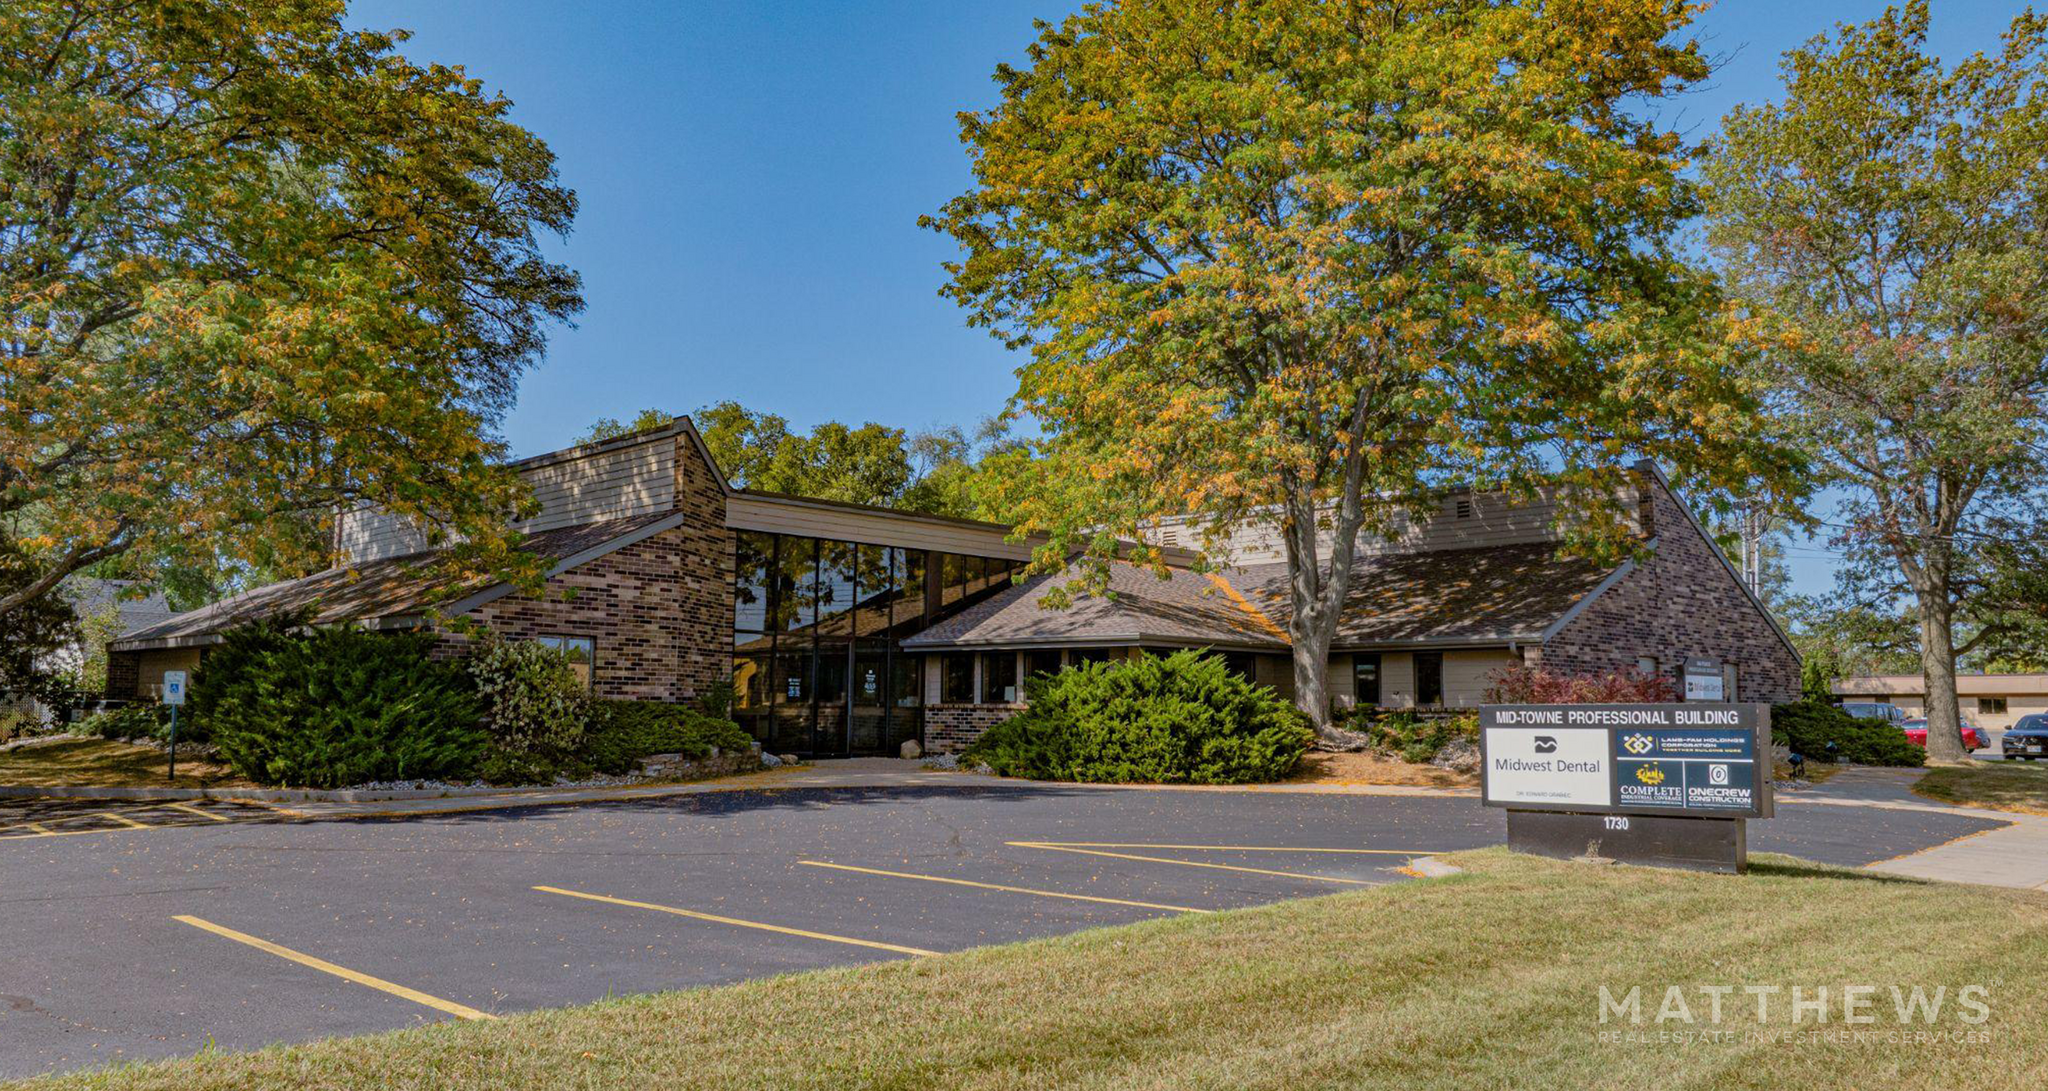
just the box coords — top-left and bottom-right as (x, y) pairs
(0, 781), (2010, 1080)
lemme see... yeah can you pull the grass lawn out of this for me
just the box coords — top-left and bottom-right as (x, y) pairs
(1916, 762), (2048, 816)
(11, 849), (2045, 1091)
(0, 737), (251, 789)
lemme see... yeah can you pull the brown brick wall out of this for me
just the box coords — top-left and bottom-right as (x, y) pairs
(106, 649), (141, 700)
(924, 703), (1023, 754)
(435, 435), (734, 703)
(1532, 470), (1801, 703)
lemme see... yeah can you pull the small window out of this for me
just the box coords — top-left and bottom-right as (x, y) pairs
(1221, 650), (1258, 682)
(941, 652), (976, 704)
(1353, 653), (1382, 707)
(534, 635), (594, 689)
(1071, 647), (1116, 666)
(1414, 651), (1444, 706)
(1980, 697), (2008, 716)
(1025, 649), (1062, 678)
(1635, 657), (1658, 678)
(982, 653), (1018, 704)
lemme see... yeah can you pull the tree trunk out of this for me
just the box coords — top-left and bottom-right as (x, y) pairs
(1915, 588), (1970, 765)
(1289, 615), (1352, 747)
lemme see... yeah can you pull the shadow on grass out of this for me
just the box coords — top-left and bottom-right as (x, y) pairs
(1746, 853), (1930, 885)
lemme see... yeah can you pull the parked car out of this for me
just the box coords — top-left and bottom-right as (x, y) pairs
(1899, 717), (1988, 751)
(1839, 702), (1907, 724)
(2003, 714), (2048, 760)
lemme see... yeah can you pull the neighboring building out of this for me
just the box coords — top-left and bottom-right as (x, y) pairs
(1832, 674), (2048, 732)
(108, 417), (1801, 756)
(1, 579), (174, 726)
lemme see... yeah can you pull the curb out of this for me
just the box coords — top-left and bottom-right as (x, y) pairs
(0, 783), (636, 804)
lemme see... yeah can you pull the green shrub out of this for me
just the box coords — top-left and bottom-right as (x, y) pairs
(1353, 710), (1479, 764)
(470, 641), (589, 762)
(186, 615), (300, 745)
(208, 628), (485, 787)
(583, 700), (754, 776)
(1772, 701), (1924, 767)
(963, 650), (1312, 785)
(72, 703), (169, 741)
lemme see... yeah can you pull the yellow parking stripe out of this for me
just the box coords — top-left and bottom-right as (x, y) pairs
(174, 915), (495, 1021)
(1027, 842), (1439, 855)
(21, 822), (51, 835)
(1008, 842), (1383, 885)
(799, 860), (1211, 914)
(533, 885), (939, 957)
(160, 801), (232, 822)
(96, 810), (149, 829)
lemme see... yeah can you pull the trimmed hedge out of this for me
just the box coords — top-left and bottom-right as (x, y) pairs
(963, 650), (1312, 784)
(1772, 701), (1924, 767)
(208, 628), (485, 788)
(583, 700), (755, 776)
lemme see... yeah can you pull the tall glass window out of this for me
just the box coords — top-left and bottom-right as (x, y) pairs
(733, 533), (1013, 755)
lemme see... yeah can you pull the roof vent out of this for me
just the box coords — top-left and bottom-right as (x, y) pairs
(1453, 498), (1474, 520)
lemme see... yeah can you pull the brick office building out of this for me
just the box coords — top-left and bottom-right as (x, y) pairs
(108, 418), (1800, 756)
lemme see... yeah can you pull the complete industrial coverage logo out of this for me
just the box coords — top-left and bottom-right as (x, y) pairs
(1614, 729), (1755, 812)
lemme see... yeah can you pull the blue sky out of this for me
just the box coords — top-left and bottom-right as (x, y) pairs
(346, 0), (2025, 595)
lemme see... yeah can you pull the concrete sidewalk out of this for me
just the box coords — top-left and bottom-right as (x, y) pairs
(1865, 813), (2048, 890)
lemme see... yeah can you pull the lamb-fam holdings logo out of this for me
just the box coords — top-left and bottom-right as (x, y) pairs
(1533, 736), (1558, 754)
(1623, 733), (1654, 755)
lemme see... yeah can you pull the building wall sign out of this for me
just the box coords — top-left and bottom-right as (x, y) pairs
(1480, 704), (1771, 820)
(1683, 657), (1726, 702)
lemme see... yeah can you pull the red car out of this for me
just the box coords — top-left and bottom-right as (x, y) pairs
(1899, 718), (1987, 751)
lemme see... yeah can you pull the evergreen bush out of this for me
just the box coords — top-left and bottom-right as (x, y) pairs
(208, 628), (484, 787)
(1772, 701), (1924, 767)
(962, 650), (1311, 784)
(582, 700), (754, 775)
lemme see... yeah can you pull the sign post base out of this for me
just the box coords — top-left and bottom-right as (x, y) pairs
(1506, 809), (1747, 874)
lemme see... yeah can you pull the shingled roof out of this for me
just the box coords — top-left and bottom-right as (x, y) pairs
(110, 511), (680, 651)
(901, 561), (1287, 651)
(1236, 542), (1619, 647)
(902, 542), (1622, 652)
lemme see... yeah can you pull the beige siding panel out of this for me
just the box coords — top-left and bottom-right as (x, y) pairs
(1146, 490), (1582, 566)
(1328, 653), (1356, 706)
(1254, 653), (1295, 700)
(1380, 653), (1417, 708)
(726, 495), (1035, 560)
(335, 507), (431, 564)
(336, 434), (677, 563)
(1443, 650), (1515, 708)
(136, 647), (202, 701)
(514, 436), (675, 533)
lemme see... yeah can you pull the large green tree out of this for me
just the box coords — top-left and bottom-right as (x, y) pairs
(926, 0), (1790, 738)
(1705, 2), (2048, 763)
(0, 1), (582, 623)
(586, 403), (1015, 520)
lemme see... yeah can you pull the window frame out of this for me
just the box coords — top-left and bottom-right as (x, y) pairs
(533, 635), (596, 690)
(1352, 653), (1382, 707)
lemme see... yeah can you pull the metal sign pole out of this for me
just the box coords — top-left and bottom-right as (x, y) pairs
(161, 670), (188, 783)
